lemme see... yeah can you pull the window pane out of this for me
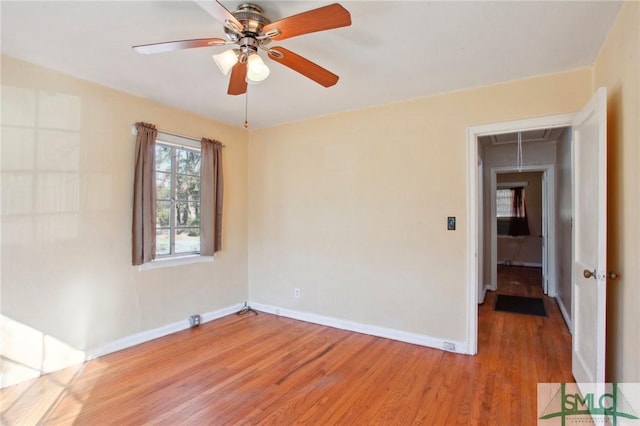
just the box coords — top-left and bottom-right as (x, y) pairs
(156, 201), (171, 227)
(156, 228), (170, 255)
(175, 227), (200, 254)
(155, 145), (172, 172)
(175, 201), (200, 227)
(178, 149), (200, 175)
(156, 171), (171, 200)
(176, 174), (200, 201)
(154, 142), (202, 258)
(496, 189), (513, 218)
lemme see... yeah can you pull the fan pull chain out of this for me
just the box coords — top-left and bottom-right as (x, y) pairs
(517, 131), (523, 172)
(243, 89), (249, 129)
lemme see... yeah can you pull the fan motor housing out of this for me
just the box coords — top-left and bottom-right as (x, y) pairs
(225, 3), (271, 40)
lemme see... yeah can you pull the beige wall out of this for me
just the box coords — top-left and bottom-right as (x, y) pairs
(248, 68), (592, 342)
(496, 172), (543, 266)
(1, 56), (249, 385)
(593, 1), (640, 382)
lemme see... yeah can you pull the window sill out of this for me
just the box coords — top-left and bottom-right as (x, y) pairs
(138, 255), (213, 271)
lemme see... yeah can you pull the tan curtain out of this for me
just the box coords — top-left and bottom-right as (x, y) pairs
(132, 122), (158, 265)
(200, 138), (224, 255)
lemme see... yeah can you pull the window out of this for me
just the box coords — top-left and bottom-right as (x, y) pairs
(496, 188), (525, 218)
(496, 187), (530, 236)
(132, 122), (223, 267)
(155, 140), (201, 257)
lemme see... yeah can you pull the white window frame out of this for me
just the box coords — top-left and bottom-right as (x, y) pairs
(139, 132), (212, 271)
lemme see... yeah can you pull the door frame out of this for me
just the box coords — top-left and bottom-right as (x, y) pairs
(466, 113), (574, 355)
(489, 165), (555, 296)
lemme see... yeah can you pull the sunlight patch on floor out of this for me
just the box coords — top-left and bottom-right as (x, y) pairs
(1, 314), (86, 388)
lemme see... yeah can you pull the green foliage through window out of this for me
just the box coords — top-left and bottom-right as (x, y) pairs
(155, 142), (201, 256)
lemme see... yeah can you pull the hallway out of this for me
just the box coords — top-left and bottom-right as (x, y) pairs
(479, 264), (572, 379)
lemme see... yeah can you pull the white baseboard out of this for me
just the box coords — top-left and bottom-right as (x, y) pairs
(88, 300), (470, 361)
(555, 295), (572, 333)
(86, 303), (245, 360)
(479, 284), (490, 304)
(248, 302), (470, 355)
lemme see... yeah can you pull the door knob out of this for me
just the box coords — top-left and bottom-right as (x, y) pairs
(583, 269), (619, 279)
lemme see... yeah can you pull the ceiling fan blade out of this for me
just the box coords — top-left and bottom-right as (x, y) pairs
(133, 38), (227, 54)
(194, 0), (243, 33)
(228, 61), (248, 95)
(263, 3), (351, 41)
(268, 47), (339, 88)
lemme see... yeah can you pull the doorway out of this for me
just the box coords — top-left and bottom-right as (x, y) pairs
(465, 114), (574, 355)
(489, 165), (554, 296)
(494, 170), (546, 292)
(467, 88), (608, 389)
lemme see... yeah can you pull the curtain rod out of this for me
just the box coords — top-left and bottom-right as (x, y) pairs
(132, 125), (225, 148)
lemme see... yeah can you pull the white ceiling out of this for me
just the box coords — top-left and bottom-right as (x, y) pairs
(0, 1), (621, 129)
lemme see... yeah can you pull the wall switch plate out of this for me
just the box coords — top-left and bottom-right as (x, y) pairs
(447, 217), (456, 231)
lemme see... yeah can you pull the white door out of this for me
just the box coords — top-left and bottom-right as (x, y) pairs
(571, 87), (607, 385)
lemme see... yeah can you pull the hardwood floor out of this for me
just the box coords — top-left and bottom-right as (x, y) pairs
(1, 267), (572, 425)
(494, 264), (548, 298)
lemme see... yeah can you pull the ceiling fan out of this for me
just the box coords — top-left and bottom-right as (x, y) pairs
(133, 1), (351, 96)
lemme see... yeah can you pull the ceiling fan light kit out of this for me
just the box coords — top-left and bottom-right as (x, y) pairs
(133, 1), (352, 96)
(246, 53), (270, 83)
(212, 49), (239, 75)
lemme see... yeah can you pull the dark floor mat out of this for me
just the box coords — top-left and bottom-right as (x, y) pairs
(494, 294), (547, 317)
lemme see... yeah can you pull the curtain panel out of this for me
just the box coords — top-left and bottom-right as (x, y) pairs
(508, 187), (530, 236)
(200, 138), (224, 255)
(132, 122), (158, 265)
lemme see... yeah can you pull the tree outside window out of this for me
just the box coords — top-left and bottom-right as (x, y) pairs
(155, 142), (201, 256)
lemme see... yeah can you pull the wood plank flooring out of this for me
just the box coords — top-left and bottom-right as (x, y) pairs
(1, 266), (572, 425)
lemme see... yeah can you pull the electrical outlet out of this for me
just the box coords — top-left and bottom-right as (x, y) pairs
(189, 314), (201, 327)
(443, 341), (456, 351)
(294, 288), (301, 298)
